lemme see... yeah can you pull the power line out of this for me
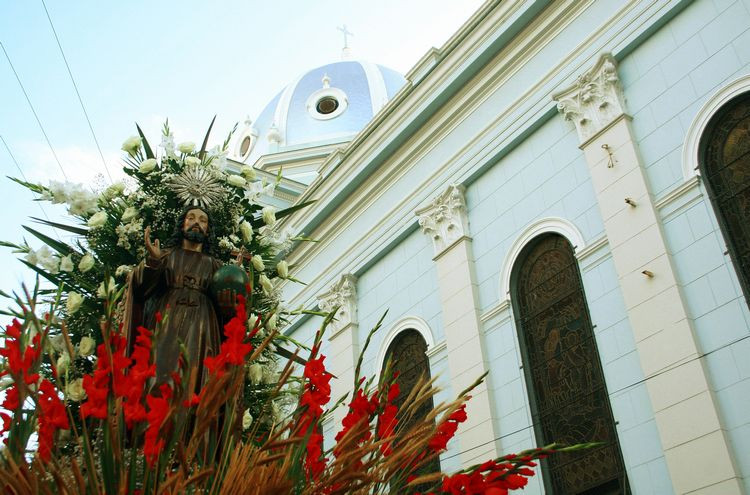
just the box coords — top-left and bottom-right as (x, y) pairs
(0, 41), (68, 181)
(39, 0), (113, 183)
(440, 332), (750, 461)
(0, 134), (61, 241)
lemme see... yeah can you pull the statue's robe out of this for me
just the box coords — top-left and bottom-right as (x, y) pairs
(126, 247), (223, 388)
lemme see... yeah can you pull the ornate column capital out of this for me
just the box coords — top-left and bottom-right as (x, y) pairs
(552, 53), (627, 144)
(416, 184), (470, 257)
(317, 274), (358, 336)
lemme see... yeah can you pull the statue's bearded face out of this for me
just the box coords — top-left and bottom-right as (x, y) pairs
(182, 208), (209, 244)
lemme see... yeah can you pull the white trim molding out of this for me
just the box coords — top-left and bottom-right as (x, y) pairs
(682, 73), (750, 180)
(375, 315), (436, 379)
(499, 217), (586, 300)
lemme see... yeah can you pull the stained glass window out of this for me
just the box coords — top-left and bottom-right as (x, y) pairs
(699, 91), (750, 307)
(511, 234), (628, 494)
(383, 329), (440, 483)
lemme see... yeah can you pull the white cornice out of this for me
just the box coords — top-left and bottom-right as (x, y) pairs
(480, 299), (511, 324)
(575, 234), (608, 261)
(655, 175), (702, 211)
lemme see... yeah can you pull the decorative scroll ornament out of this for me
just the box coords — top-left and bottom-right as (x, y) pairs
(416, 184), (470, 257)
(169, 166), (225, 209)
(317, 274), (358, 335)
(552, 53), (627, 144)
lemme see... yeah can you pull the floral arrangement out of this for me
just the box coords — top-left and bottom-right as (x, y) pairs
(1, 120), (310, 440)
(0, 120), (595, 494)
(0, 285), (591, 494)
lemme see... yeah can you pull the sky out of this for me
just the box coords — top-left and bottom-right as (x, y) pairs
(0, 0), (485, 305)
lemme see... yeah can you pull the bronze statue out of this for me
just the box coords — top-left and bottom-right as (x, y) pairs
(125, 206), (235, 388)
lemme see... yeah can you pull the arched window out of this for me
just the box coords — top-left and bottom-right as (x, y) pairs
(699, 91), (750, 306)
(511, 234), (628, 494)
(383, 329), (440, 476)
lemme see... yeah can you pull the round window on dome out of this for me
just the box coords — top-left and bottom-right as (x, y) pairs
(239, 136), (252, 157)
(316, 96), (339, 115)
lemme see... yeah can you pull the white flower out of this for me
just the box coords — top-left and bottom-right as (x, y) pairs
(184, 156), (201, 167)
(227, 174), (246, 188)
(242, 409), (253, 430)
(161, 132), (176, 158)
(139, 158), (158, 174)
(78, 254), (95, 272)
(36, 246), (60, 274)
(248, 363), (263, 385)
(267, 313), (278, 331)
(115, 264), (133, 278)
(56, 353), (71, 374)
(177, 142), (195, 154)
(96, 276), (116, 299)
(102, 182), (125, 199)
(240, 166), (256, 180)
(66, 291), (84, 314)
(121, 206), (138, 222)
(261, 206), (276, 227)
(87, 211), (108, 229)
(210, 147), (228, 169)
(276, 261), (288, 279)
(259, 274), (273, 295)
(251, 255), (265, 272)
(240, 221), (253, 243)
(122, 136), (142, 156)
(59, 255), (74, 272)
(78, 336), (95, 357)
(24, 249), (38, 266)
(66, 378), (86, 402)
(47, 181), (68, 204)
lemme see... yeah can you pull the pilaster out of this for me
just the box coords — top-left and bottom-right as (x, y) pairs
(317, 274), (359, 429)
(416, 184), (499, 465)
(553, 53), (741, 494)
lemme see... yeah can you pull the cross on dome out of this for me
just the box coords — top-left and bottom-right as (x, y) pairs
(337, 25), (353, 48)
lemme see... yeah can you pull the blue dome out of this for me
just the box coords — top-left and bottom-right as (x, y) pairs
(240, 60), (406, 163)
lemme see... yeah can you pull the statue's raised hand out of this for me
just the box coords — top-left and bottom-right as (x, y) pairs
(144, 226), (162, 259)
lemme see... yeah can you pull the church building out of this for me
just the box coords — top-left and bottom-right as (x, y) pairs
(229, 0), (750, 493)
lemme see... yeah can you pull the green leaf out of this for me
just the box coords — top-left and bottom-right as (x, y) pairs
(22, 226), (74, 256)
(7, 176), (45, 194)
(250, 200), (316, 228)
(199, 115), (217, 159)
(136, 123), (154, 159)
(30, 217), (88, 236)
(19, 260), (61, 286)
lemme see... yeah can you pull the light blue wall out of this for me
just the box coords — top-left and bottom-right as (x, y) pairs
(464, 109), (673, 489)
(467, 117), (602, 313)
(620, 0), (750, 197)
(620, 0), (750, 489)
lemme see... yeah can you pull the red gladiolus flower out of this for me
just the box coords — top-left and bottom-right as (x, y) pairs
(204, 296), (254, 377)
(80, 343), (112, 420)
(428, 404), (467, 453)
(143, 384), (172, 467)
(376, 382), (399, 455)
(37, 379), (69, 462)
(297, 352), (332, 480)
